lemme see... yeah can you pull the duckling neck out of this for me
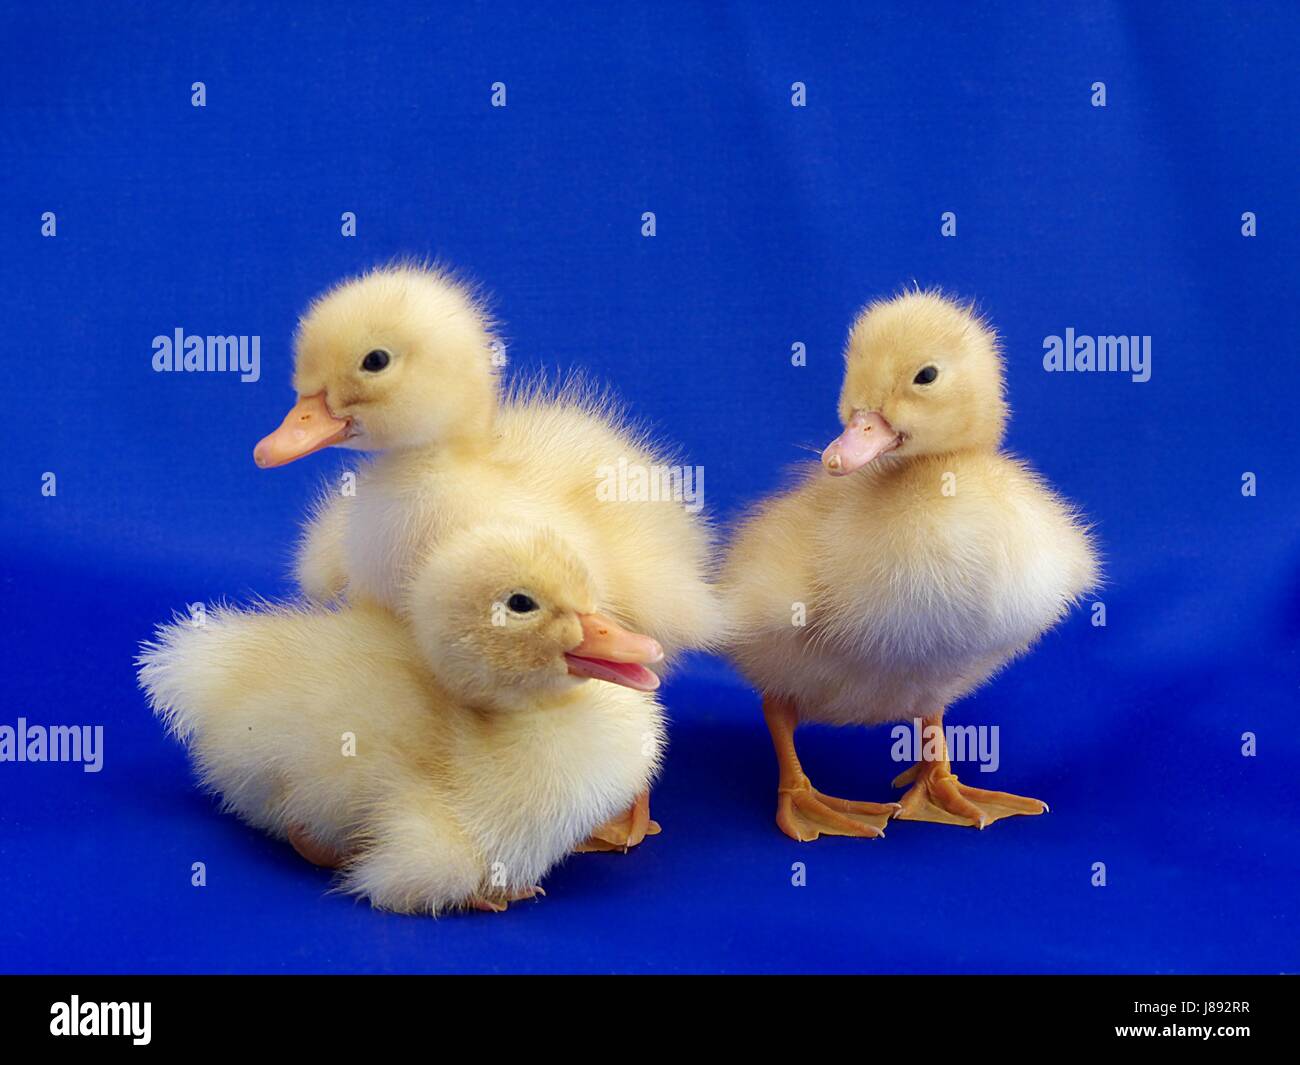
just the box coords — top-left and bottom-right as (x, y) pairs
(479, 685), (588, 716)
(386, 406), (497, 465)
(891, 438), (999, 473)
(447, 400), (497, 454)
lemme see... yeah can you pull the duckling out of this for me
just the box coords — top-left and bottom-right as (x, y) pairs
(254, 263), (722, 665)
(722, 290), (1099, 841)
(137, 524), (666, 914)
(254, 265), (721, 850)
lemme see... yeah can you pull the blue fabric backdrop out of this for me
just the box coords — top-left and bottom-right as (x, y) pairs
(1, 1), (1297, 973)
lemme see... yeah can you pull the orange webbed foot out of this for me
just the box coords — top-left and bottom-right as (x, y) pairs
(575, 791), (660, 853)
(776, 778), (899, 842)
(892, 762), (1048, 828)
(467, 885), (546, 913)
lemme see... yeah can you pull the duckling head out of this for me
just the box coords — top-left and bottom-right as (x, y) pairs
(254, 263), (498, 467)
(406, 524), (665, 710)
(823, 289), (1008, 475)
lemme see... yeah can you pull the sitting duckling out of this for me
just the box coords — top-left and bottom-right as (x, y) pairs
(254, 263), (722, 850)
(722, 290), (1098, 841)
(137, 524), (666, 914)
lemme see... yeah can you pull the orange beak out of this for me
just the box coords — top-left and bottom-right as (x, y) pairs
(253, 393), (352, 469)
(564, 612), (664, 692)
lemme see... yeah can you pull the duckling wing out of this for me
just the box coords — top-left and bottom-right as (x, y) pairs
(294, 485), (353, 603)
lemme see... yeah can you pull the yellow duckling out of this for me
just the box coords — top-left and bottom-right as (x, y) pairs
(254, 262), (722, 666)
(722, 290), (1099, 841)
(137, 524), (666, 914)
(253, 264), (720, 850)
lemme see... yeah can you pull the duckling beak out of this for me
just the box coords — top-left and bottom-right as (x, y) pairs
(253, 392), (352, 468)
(564, 613), (664, 692)
(822, 410), (901, 475)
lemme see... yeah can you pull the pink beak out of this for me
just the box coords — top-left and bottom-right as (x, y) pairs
(253, 392), (352, 469)
(564, 612), (664, 692)
(822, 411), (902, 475)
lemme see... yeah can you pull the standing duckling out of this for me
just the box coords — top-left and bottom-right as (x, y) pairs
(137, 524), (665, 914)
(722, 290), (1098, 841)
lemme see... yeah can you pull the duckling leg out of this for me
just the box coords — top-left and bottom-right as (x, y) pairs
(763, 694), (899, 842)
(893, 714), (1048, 828)
(574, 791), (661, 853)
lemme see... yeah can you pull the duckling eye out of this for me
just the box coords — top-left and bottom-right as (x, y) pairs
(913, 365), (939, 385)
(506, 593), (538, 614)
(360, 349), (391, 373)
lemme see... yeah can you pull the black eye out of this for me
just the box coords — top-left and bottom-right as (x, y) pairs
(360, 349), (391, 373)
(506, 593), (538, 614)
(913, 365), (938, 385)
